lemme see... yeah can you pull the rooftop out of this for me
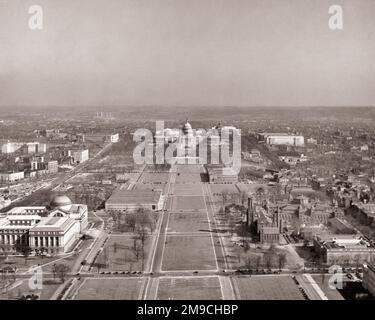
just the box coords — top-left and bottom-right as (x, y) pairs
(106, 189), (162, 205)
(317, 234), (374, 250)
(258, 133), (303, 137)
(30, 216), (75, 232)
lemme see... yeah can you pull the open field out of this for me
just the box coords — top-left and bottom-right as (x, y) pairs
(157, 276), (222, 300)
(167, 212), (209, 233)
(175, 164), (204, 174)
(233, 276), (305, 300)
(170, 196), (206, 211)
(74, 278), (146, 300)
(311, 275), (345, 300)
(141, 172), (169, 184)
(173, 183), (203, 196)
(175, 173), (204, 183)
(95, 235), (153, 271)
(162, 234), (217, 271)
(134, 183), (167, 193)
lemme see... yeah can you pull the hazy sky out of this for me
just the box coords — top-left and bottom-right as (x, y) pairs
(0, 0), (375, 107)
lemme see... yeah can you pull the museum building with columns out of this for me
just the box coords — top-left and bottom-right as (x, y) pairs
(0, 195), (88, 254)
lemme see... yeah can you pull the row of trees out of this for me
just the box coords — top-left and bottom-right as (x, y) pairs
(94, 226), (150, 273)
(243, 247), (287, 270)
(98, 207), (157, 271)
(109, 207), (157, 233)
(51, 263), (71, 283)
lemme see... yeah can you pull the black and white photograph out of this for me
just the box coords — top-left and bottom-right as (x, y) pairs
(0, 0), (375, 313)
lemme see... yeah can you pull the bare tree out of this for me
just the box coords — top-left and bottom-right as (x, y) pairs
(55, 264), (70, 283)
(51, 264), (57, 281)
(255, 255), (262, 270)
(109, 211), (122, 230)
(132, 238), (142, 262)
(245, 257), (252, 269)
(278, 252), (287, 270)
(21, 247), (32, 265)
(263, 253), (271, 270)
(134, 226), (149, 270)
(125, 213), (137, 232)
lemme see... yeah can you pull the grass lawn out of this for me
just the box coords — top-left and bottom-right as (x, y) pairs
(173, 184), (203, 196)
(175, 173), (203, 183)
(134, 183), (167, 194)
(141, 172), (169, 184)
(162, 235), (217, 271)
(171, 196), (206, 211)
(234, 276), (305, 300)
(157, 276), (222, 300)
(95, 235), (153, 272)
(175, 165), (203, 174)
(1, 255), (63, 272)
(167, 211), (209, 233)
(75, 278), (146, 300)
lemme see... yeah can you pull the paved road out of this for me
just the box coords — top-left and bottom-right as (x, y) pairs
(141, 164), (236, 300)
(24, 161), (333, 300)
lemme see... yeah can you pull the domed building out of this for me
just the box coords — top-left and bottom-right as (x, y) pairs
(182, 120), (193, 136)
(178, 120), (198, 162)
(0, 194), (88, 255)
(50, 195), (73, 211)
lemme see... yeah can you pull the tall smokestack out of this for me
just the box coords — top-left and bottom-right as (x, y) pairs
(247, 197), (253, 226)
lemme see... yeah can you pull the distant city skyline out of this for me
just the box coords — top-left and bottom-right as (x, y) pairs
(1, 0), (375, 107)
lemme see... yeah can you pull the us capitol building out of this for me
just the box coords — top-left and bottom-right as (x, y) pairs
(0, 195), (88, 254)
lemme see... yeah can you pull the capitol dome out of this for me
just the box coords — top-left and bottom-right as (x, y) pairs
(50, 195), (72, 211)
(182, 121), (193, 136)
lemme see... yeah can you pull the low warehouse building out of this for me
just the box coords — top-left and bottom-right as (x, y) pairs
(105, 189), (164, 212)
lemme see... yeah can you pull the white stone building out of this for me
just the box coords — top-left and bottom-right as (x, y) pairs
(0, 196), (88, 254)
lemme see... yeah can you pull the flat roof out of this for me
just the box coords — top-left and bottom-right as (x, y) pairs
(258, 133), (304, 137)
(7, 207), (46, 215)
(318, 235), (374, 249)
(30, 216), (75, 232)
